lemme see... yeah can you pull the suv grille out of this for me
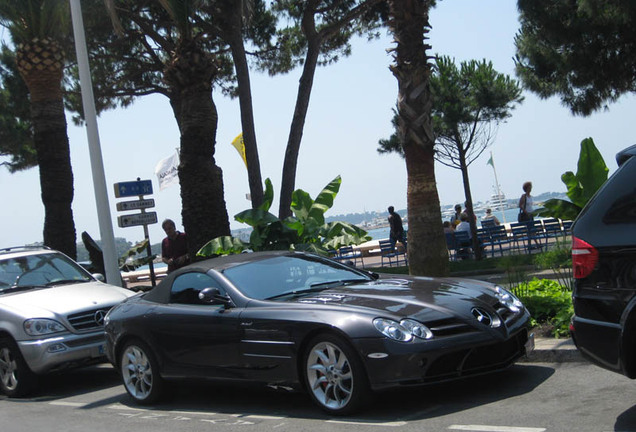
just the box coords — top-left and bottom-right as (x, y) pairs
(67, 307), (112, 332)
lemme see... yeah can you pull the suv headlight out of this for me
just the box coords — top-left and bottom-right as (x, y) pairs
(373, 318), (433, 342)
(24, 319), (66, 336)
(495, 286), (524, 313)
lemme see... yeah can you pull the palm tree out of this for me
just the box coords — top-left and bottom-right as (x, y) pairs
(0, 0), (77, 258)
(387, 0), (448, 276)
(157, 0), (232, 257)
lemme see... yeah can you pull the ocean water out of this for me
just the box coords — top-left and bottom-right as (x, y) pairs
(366, 207), (523, 240)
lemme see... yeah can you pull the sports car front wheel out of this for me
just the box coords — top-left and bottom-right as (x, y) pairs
(303, 334), (370, 415)
(120, 340), (164, 404)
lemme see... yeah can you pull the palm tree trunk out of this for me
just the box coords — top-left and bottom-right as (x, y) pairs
(31, 97), (77, 259)
(165, 40), (231, 258)
(389, 0), (448, 276)
(17, 37), (76, 259)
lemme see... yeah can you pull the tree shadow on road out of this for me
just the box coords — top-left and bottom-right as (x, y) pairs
(615, 404), (636, 432)
(106, 363), (555, 421)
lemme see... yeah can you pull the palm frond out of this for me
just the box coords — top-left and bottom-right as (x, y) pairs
(0, 0), (69, 44)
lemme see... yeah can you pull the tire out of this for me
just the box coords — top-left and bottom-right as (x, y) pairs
(303, 333), (370, 415)
(0, 337), (37, 397)
(119, 339), (164, 404)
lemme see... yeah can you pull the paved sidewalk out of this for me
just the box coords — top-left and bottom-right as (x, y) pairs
(522, 336), (584, 363)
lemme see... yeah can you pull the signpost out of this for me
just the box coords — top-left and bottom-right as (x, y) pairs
(117, 212), (158, 228)
(114, 179), (153, 198)
(116, 199), (155, 212)
(113, 178), (158, 287)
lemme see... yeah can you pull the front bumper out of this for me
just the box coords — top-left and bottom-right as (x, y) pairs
(17, 331), (107, 374)
(353, 328), (530, 391)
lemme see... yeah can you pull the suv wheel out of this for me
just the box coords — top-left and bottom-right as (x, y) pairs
(0, 337), (37, 397)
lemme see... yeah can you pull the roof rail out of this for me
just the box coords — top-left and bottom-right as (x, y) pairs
(0, 245), (51, 253)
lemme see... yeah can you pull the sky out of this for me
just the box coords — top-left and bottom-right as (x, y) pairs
(2, 0), (635, 248)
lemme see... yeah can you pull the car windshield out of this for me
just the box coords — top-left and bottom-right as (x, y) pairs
(0, 252), (92, 293)
(222, 255), (371, 300)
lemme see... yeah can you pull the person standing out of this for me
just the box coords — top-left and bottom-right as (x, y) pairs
(518, 181), (534, 223)
(161, 219), (190, 273)
(387, 206), (406, 250)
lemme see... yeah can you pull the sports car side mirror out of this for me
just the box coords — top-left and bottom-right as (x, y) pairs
(199, 287), (233, 307)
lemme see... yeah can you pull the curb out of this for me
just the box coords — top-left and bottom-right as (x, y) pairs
(519, 337), (586, 363)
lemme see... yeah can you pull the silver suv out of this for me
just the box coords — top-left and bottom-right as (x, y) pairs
(0, 246), (134, 397)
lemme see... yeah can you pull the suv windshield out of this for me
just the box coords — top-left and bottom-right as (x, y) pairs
(0, 253), (92, 292)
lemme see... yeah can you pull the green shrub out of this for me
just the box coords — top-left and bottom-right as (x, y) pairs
(533, 242), (573, 290)
(516, 279), (573, 338)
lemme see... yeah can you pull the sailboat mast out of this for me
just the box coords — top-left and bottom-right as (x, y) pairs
(488, 151), (507, 223)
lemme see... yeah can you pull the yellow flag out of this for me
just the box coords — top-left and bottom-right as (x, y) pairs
(231, 133), (247, 168)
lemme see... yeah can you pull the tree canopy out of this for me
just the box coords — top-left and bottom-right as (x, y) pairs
(515, 0), (636, 115)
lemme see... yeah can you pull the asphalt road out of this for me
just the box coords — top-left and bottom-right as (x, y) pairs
(1, 361), (635, 432)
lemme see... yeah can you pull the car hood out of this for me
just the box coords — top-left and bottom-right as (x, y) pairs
(291, 275), (512, 322)
(0, 281), (134, 318)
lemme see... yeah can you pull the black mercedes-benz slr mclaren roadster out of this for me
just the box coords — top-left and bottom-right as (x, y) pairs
(105, 251), (532, 415)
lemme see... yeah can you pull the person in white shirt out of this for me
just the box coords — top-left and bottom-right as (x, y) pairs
(519, 181), (534, 223)
(455, 214), (472, 239)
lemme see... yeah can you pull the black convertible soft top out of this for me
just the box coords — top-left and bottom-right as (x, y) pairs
(142, 251), (323, 303)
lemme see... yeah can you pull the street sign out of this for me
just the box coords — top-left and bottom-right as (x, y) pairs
(116, 199), (155, 212)
(117, 212), (158, 228)
(114, 179), (153, 198)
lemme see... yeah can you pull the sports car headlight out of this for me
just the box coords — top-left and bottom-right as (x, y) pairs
(373, 318), (413, 342)
(24, 319), (66, 336)
(400, 319), (433, 340)
(373, 318), (433, 342)
(495, 286), (524, 313)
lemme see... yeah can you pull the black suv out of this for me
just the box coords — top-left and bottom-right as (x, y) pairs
(571, 144), (636, 377)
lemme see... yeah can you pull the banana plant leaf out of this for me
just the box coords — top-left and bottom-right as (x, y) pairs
(120, 255), (156, 271)
(235, 208), (279, 227)
(259, 178), (274, 212)
(197, 236), (247, 257)
(535, 198), (581, 221)
(577, 137), (609, 203)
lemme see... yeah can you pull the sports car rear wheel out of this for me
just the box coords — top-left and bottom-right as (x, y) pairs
(120, 339), (164, 404)
(303, 334), (370, 415)
(0, 337), (36, 397)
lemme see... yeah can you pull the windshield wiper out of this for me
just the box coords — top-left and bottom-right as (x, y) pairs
(0, 285), (42, 294)
(266, 286), (332, 301)
(44, 279), (88, 287)
(309, 278), (368, 288)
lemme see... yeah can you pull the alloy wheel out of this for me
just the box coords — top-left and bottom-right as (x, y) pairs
(121, 344), (154, 401)
(306, 340), (354, 410)
(0, 346), (18, 392)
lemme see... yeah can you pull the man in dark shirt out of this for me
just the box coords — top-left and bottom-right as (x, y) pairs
(387, 206), (406, 251)
(161, 219), (189, 273)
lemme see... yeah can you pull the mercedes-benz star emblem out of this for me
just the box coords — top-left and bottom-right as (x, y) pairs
(471, 307), (501, 328)
(472, 307), (492, 326)
(94, 310), (106, 326)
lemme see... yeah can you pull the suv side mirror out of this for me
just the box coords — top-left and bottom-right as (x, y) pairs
(198, 287), (233, 307)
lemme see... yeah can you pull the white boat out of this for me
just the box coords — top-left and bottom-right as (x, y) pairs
(490, 192), (508, 211)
